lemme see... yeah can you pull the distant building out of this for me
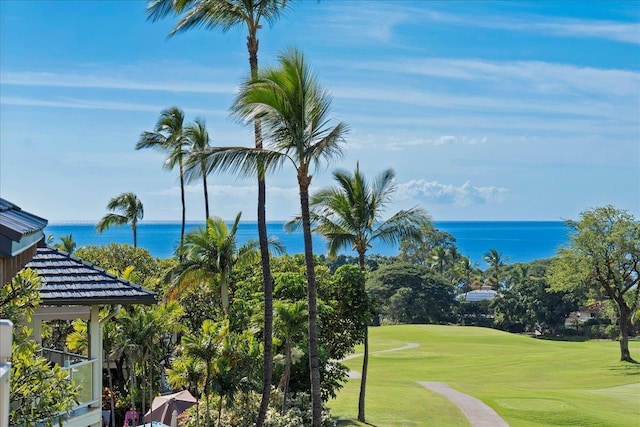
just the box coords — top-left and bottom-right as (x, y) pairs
(458, 285), (498, 302)
(564, 302), (603, 328)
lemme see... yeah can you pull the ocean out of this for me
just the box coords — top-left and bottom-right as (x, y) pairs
(44, 221), (570, 267)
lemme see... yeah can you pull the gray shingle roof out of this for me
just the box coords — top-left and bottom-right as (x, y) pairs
(25, 246), (157, 305)
(0, 198), (48, 256)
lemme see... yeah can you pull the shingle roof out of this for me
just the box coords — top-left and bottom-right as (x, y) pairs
(458, 286), (498, 302)
(0, 198), (48, 256)
(25, 246), (157, 305)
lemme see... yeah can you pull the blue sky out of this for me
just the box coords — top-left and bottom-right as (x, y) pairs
(1, 0), (638, 222)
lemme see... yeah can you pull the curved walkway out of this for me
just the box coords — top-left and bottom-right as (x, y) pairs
(342, 343), (509, 426)
(418, 382), (509, 427)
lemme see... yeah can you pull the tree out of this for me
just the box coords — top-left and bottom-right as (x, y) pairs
(136, 106), (189, 251)
(367, 262), (457, 324)
(399, 223), (456, 265)
(483, 248), (508, 290)
(492, 260), (577, 335)
(219, 48), (348, 426)
(180, 319), (223, 427)
(185, 118), (212, 219)
(287, 164), (429, 422)
(273, 300), (307, 414)
(169, 213), (276, 315)
(146, 2), (291, 424)
(74, 244), (164, 288)
(53, 233), (77, 254)
(96, 192), (144, 248)
(1, 270), (78, 427)
(548, 206), (640, 362)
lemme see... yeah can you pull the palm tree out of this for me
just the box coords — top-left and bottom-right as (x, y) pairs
(96, 192), (144, 248)
(201, 48), (347, 426)
(54, 234), (77, 254)
(181, 319), (224, 427)
(135, 107), (188, 251)
(167, 356), (205, 425)
(185, 118), (212, 219)
(146, 2), (290, 422)
(483, 248), (507, 290)
(169, 213), (280, 315)
(273, 300), (307, 414)
(286, 164), (429, 422)
(430, 246), (448, 274)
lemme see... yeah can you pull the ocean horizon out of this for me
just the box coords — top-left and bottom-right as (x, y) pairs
(44, 221), (571, 267)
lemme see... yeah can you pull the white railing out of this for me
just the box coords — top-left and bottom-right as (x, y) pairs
(64, 358), (99, 411)
(41, 348), (99, 416)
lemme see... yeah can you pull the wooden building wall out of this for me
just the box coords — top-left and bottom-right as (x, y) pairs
(0, 245), (38, 286)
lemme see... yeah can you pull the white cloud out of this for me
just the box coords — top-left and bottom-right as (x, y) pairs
(0, 96), (227, 115)
(414, 9), (640, 44)
(397, 180), (508, 206)
(320, 3), (640, 45)
(382, 135), (488, 150)
(332, 58), (640, 97)
(0, 70), (237, 94)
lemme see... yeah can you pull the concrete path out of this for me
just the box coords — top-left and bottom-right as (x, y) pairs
(343, 343), (509, 426)
(417, 381), (509, 427)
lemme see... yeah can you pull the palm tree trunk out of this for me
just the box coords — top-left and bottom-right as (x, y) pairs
(132, 223), (137, 248)
(249, 30), (274, 427)
(179, 160), (186, 258)
(280, 340), (291, 415)
(129, 358), (136, 409)
(357, 251), (368, 422)
(205, 368), (211, 427)
(141, 363), (147, 423)
(105, 348), (116, 427)
(298, 178), (322, 427)
(217, 396), (223, 427)
(202, 164), (210, 219)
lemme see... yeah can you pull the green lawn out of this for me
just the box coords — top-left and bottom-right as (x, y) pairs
(329, 325), (640, 427)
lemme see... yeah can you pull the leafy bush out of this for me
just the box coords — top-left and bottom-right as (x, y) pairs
(181, 388), (336, 427)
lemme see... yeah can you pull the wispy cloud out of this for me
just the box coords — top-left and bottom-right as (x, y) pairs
(483, 16), (640, 45)
(335, 58), (640, 97)
(0, 70), (236, 94)
(381, 135), (488, 151)
(397, 180), (508, 206)
(321, 3), (639, 45)
(150, 183), (298, 199)
(0, 96), (227, 115)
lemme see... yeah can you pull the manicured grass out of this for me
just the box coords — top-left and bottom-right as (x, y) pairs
(329, 325), (640, 426)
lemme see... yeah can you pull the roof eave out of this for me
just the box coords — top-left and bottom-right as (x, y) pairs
(41, 296), (158, 306)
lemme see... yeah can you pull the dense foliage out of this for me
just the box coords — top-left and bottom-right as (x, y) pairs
(1, 270), (78, 427)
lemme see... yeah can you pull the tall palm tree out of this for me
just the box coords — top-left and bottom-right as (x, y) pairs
(201, 48), (347, 426)
(146, 2), (290, 422)
(96, 192), (144, 248)
(287, 164), (429, 422)
(184, 118), (212, 220)
(135, 107), (188, 251)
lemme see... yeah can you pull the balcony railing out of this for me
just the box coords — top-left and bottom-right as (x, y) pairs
(41, 348), (99, 413)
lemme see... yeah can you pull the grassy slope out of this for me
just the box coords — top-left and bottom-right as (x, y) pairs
(329, 325), (640, 427)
